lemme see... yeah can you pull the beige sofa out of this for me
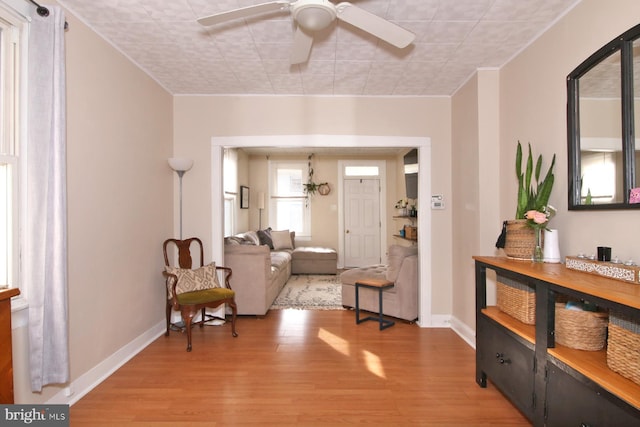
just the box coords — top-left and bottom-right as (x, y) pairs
(224, 230), (294, 315)
(340, 245), (418, 322)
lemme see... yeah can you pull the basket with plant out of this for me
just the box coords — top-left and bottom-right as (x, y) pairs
(496, 141), (556, 260)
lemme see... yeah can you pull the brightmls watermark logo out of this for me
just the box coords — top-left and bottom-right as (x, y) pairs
(1, 405), (68, 426)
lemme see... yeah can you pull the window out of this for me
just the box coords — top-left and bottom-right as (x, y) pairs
(223, 148), (237, 236)
(581, 150), (618, 203)
(269, 161), (310, 237)
(344, 165), (380, 176)
(223, 196), (235, 237)
(0, 10), (22, 291)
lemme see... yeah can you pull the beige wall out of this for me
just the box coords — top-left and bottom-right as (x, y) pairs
(451, 74), (482, 332)
(498, 0), (640, 262)
(450, 0), (640, 335)
(173, 96), (453, 317)
(13, 7), (173, 402)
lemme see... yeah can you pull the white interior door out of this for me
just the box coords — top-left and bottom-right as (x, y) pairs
(343, 178), (381, 267)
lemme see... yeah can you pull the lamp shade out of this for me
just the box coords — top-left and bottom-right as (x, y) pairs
(168, 157), (194, 172)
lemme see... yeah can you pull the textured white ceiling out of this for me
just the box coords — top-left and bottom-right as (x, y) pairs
(57, 0), (580, 96)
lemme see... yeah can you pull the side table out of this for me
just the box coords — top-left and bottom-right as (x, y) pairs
(355, 278), (395, 330)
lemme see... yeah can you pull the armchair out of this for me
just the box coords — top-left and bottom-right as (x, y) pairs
(163, 238), (238, 351)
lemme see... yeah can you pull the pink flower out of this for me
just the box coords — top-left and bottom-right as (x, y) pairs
(525, 210), (548, 224)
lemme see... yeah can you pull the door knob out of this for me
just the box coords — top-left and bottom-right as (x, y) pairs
(346, 230), (350, 234)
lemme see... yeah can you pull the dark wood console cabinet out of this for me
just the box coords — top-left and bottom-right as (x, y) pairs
(0, 288), (19, 404)
(474, 256), (640, 427)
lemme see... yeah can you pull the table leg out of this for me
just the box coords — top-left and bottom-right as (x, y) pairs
(355, 283), (361, 324)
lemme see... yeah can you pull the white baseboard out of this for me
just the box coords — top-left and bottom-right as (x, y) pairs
(417, 314), (451, 328)
(415, 314), (475, 350)
(46, 320), (166, 406)
(449, 315), (476, 349)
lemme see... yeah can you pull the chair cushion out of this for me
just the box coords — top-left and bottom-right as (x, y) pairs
(386, 245), (418, 282)
(165, 262), (221, 298)
(176, 287), (235, 305)
(340, 265), (387, 285)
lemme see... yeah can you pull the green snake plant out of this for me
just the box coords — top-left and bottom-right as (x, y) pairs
(515, 141), (556, 219)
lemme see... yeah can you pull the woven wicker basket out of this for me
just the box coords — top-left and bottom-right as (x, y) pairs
(555, 303), (608, 351)
(496, 275), (535, 324)
(607, 311), (640, 386)
(503, 219), (539, 260)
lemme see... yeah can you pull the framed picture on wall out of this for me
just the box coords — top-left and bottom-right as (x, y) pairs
(240, 186), (249, 209)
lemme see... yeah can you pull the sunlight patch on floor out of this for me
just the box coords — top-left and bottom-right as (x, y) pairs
(317, 328), (350, 357)
(363, 350), (386, 379)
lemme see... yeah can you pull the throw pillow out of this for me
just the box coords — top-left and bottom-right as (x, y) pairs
(271, 229), (293, 250)
(165, 262), (220, 299)
(224, 236), (243, 245)
(257, 228), (274, 249)
(386, 245), (418, 282)
(242, 230), (260, 246)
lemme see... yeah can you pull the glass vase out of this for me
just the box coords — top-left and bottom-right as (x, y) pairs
(533, 227), (543, 262)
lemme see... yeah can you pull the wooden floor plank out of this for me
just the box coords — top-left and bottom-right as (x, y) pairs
(70, 310), (530, 426)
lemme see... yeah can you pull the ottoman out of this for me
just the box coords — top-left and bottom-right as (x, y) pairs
(291, 247), (337, 274)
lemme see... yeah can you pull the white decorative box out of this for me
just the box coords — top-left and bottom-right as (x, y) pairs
(565, 256), (639, 284)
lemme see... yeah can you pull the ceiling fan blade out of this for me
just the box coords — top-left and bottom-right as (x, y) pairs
(335, 2), (415, 48)
(197, 1), (291, 26)
(290, 26), (314, 64)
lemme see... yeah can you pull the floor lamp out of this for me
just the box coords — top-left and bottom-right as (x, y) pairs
(168, 158), (194, 239)
(258, 191), (265, 229)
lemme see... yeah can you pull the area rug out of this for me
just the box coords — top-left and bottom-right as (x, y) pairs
(271, 274), (344, 310)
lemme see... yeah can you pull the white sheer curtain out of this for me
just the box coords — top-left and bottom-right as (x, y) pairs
(26, 6), (69, 392)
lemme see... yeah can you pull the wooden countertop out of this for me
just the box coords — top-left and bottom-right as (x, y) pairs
(473, 256), (640, 310)
(0, 288), (20, 302)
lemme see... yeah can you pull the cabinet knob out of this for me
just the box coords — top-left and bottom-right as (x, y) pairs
(495, 353), (510, 364)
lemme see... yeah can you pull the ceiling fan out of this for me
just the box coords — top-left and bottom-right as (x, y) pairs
(197, 0), (415, 65)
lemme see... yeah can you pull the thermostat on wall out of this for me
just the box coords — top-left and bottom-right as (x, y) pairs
(431, 195), (445, 210)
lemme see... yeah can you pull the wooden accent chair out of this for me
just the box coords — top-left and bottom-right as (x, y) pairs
(162, 237), (238, 351)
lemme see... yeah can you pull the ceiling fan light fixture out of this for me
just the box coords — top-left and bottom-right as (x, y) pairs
(292, 1), (337, 32)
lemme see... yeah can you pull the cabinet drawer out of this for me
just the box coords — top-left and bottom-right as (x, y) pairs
(546, 364), (640, 427)
(477, 315), (535, 420)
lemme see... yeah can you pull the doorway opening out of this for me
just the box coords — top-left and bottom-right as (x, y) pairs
(210, 135), (433, 327)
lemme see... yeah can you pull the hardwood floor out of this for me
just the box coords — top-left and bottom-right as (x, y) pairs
(70, 310), (530, 426)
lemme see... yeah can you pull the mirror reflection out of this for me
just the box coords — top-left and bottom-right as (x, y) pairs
(567, 23), (640, 209)
(578, 50), (622, 204)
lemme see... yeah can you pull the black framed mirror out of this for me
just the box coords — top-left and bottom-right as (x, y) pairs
(567, 23), (640, 210)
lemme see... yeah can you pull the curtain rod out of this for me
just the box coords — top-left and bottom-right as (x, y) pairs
(28, 0), (69, 30)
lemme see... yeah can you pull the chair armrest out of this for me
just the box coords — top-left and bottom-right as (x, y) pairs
(216, 266), (233, 290)
(162, 270), (180, 309)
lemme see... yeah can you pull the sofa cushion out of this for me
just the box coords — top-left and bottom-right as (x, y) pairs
(270, 251), (292, 271)
(292, 246), (337, 260)
(271, 229), (294, 250)
(386, 245), (418, 282)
